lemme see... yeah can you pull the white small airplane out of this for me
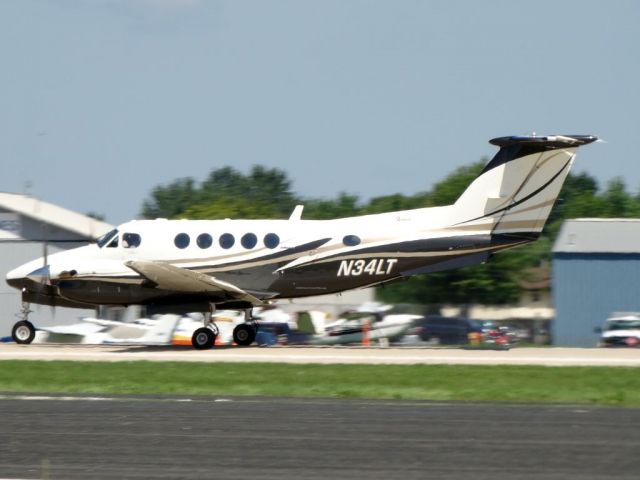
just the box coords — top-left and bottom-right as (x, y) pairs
(6, 134), (597, 349)
(33, 314), (182, 345)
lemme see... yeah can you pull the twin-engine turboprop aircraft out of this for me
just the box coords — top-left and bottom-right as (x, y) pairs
(6, 134), (597, 348)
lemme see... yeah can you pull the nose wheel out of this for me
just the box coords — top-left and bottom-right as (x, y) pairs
(12, 320), (36, 344)
(11, 302), (36, 344)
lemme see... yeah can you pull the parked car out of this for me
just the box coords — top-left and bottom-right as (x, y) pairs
(596, 313), (640, 347)
(416, 315), (482, 345)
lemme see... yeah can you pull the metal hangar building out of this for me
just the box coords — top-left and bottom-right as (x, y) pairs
(0, 192), (112, 336)
(552, 219), (640, 347)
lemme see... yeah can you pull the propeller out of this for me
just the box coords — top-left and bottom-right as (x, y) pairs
(41, 223), (57, 314)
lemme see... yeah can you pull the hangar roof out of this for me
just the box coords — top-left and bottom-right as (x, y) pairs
(0, 192), (113, 240)
(553, 218), (640, 254)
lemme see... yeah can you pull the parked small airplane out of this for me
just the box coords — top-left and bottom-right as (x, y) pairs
(6, 134), (597, 349)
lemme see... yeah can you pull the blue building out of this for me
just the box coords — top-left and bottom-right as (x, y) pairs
(552, 219), (640, 347)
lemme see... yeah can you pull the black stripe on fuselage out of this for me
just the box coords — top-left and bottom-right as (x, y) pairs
(190, 237), (331, 271)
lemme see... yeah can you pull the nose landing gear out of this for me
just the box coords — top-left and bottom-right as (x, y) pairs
(11, 302), (36, 345)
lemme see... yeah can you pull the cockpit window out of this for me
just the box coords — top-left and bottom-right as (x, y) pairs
(106, 235), (119, 248)
(122, 233), (141, 249)
(97, 229), (119, 248)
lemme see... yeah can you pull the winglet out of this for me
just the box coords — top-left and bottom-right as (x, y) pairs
(289, 205), (304, 221)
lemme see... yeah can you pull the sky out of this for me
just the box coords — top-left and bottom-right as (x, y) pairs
(1, 0), (639, 225)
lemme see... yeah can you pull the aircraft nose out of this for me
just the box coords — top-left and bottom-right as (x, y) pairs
(6, 259), (47, 290)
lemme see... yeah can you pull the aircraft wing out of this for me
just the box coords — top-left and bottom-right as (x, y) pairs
(125, 260), (264, 307)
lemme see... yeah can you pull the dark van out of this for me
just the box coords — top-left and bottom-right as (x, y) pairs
(417, 315), (481, 345)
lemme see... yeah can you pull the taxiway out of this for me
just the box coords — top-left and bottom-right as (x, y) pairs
(0, 344), (639, 366)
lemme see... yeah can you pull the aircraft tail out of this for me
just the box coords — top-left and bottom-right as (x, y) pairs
(451, 135), (597, 235)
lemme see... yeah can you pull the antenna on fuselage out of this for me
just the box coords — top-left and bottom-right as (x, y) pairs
(289, 205), (304, 221)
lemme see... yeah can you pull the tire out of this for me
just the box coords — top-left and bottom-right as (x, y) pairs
(12, 321), (35, 345)
(191, 327), (215, 350)
(233, 324), (256, 346)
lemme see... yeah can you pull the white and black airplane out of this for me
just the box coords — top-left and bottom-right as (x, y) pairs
(6, 134), (597, 349)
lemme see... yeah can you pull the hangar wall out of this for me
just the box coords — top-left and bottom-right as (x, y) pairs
(552, 253), (640, 347)
(0, 193), (113, 337)
(552, 219), (640, 347)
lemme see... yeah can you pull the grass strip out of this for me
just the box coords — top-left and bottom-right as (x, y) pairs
(0, 360), (638, 407)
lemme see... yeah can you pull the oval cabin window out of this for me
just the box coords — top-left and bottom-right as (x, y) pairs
(241, 233), (258, 249)
(174, 233), (190, 249)
(197, 233), (213, 249)
(343, 235), (361, 247)
(264, 233), (280, 249)
(219, 233), (235, 249)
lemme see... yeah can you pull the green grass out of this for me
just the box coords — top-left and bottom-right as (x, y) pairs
(0, 361), (639, 407)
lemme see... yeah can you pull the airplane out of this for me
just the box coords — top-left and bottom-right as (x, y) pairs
(6, 134), (598, 349)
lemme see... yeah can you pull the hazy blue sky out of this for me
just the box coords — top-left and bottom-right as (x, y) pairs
(1, 0), (638, 225)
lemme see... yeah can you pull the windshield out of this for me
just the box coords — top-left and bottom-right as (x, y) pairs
(97, 228), (119, 248)
(605, 320), (640, 331)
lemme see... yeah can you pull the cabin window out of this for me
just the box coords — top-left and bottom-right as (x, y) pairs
(174, 233), (190, 249)
(264, 233), (280, 249)
(122, 233), (141, 249)
(343, 235), (361, 246)
(219, 233), (235, 249)
(197, 233), (213, 249)
(241, 233), (258, 249)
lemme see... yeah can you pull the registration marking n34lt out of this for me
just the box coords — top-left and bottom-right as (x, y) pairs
(337, 258), (398, 277)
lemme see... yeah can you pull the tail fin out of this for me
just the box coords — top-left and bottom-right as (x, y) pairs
(451, 135), (597, 235)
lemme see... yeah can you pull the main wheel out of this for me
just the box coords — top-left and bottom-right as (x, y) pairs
(12, 320), (35, 344)
(233, 324), (256, 346)
(191, 327), (216, 350)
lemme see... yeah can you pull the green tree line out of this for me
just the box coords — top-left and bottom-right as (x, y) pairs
(141, 163), (640, 305)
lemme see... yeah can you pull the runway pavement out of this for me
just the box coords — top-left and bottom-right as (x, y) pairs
(0, 394), (638, 480)
(1, 343), (640, 366)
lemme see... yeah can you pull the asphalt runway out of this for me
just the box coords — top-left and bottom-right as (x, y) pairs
(0, 395), (638, 480)
(1, 344), (640, 366)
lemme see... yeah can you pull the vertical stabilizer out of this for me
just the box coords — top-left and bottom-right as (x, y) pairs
(451, 135), (597, 235)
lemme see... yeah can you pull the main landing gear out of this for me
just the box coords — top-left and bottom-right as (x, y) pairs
(11, 302), (36, 345)
(233, 310), (258, 346)
(190, 307), (258, 350)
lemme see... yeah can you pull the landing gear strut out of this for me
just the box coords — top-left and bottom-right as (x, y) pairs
(11, 302), (36, 345)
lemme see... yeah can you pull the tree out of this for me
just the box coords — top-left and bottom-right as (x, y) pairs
(141, 178), (199, 219)
(304, 193), (361, 220)
(141, 166), (297, 220)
